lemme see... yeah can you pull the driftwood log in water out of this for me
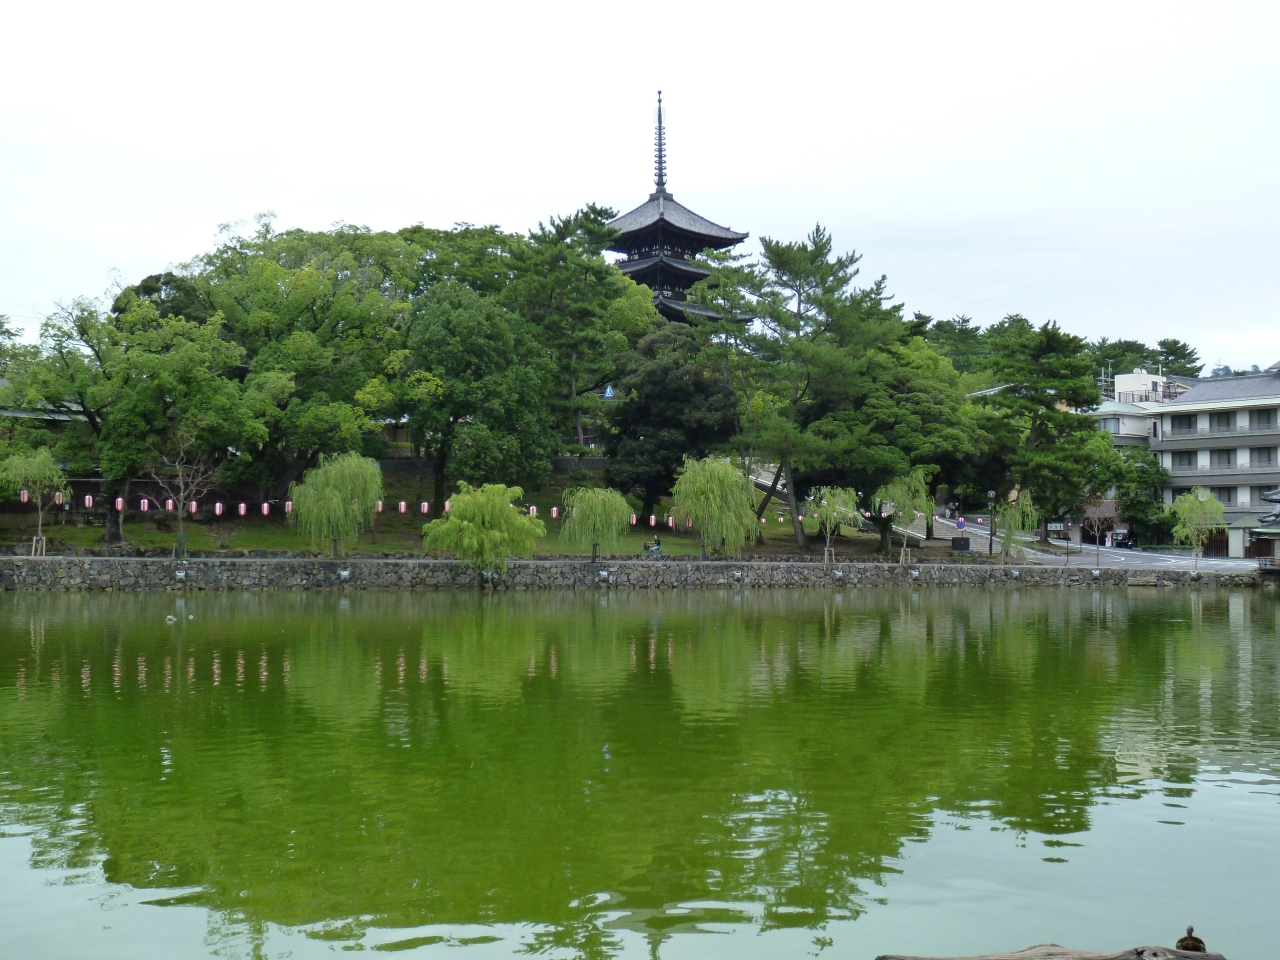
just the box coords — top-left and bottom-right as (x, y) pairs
(876, 945), (1225, 960)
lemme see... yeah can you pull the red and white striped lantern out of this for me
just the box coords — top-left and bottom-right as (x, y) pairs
(630, 513), (636, 526)
(115, 497), (124, 512)
(649, 515), (656, 527)
(54, 491), (63, 506)
(420, 501), (429, 515)
(261, 503), (270, 516)
(20, 489), (29, 503)
(189, 500), (198, 515)
(686, 517), (693, 529)
(760, 517), (767, 526)
(529, 505), (537, 517)
(84, 495), (93, 509)
(551, 506), (559, 520)
(140, 499), (149, 513)
(238, 503), (247, 517)
(214, 502), (224, 517)
(285, 500), (292, 514)
(376, 500), (383, 513)
(778, 516), (784, 524)
(667, 516), (675, 529)
(444, 500), (451, 513)
(798, 515), (804, 522)
(398, 501), (407, 514)
(165, 499), (175, 512)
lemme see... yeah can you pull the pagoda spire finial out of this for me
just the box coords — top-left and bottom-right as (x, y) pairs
(652, 90), (670, 198)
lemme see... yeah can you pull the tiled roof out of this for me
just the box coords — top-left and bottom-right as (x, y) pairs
(1166, 374), (1280, 405)
(608, 192), (748, 245)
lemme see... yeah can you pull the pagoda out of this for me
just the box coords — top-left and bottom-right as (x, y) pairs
(607, 92), (748, 322)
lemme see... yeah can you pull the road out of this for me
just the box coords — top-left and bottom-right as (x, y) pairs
(931, 516), (1258, 572)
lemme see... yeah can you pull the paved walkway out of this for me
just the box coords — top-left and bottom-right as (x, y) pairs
(931, 516), (1258, 573)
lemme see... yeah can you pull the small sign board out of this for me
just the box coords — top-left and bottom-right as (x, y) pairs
(956, 518), (966, 531)
(1047, 522), (1065, 531)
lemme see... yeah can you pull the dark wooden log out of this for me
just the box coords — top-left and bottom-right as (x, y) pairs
(876, 945), (1225, 960)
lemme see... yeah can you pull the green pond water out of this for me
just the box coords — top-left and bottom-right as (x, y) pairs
(1, 589), (1277, 960)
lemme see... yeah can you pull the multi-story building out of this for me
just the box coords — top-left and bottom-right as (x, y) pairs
(1086, 365), (1280, 557)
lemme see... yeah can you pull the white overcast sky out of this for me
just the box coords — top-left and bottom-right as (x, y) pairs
(2, 1), (1278, 370)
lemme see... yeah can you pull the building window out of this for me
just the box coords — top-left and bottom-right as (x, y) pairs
(1172, 451), (1195, 468)
(1251, 447), (1277, 466)
(1210, 449), (1235, 468)
(1251, 409), (1277, 430)
(1251, 486), (1274, 508)
(1209, 412), (1236, 432)
(1210, 486), (1238, 505)
(1170, 414), (1196, 435)
(1099, 418), (1120, 434)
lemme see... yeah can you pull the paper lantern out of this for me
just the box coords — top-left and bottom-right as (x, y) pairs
(140, 499), (149, 513)
(529, 505), (537, 517)
(261, 503), (270, 516)
(376, 500), (384, 513)
(686, 518), (693, 529)
(54, 491), (63, 506)
(667, 516), (675, 529)
(165, 499), (174, 512)
(444, 500), (451, 513)
(630, 514), (636, 526)
(214, 502), (224, 516)
(649, 515), (656, 527)
(115, 497), (124, 512)
(420, 502), (429, 515)
(760, 517), (767, 526)
(551, 506), (559, 520)
(398, 501), (407, 514)
(84, 495), (94, 509)
(284, 500), (292, 514)
(189, 500), (198, 514)
(798, 515), (804, 522)
(238, 503), (247, 517)
(778, 516), (784, 524)
(20, 489), (29, 503)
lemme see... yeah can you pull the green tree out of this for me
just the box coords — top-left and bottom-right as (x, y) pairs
(403, 281), (558, 509)
(1155, 338), (1204, 378)
(869, 468), (933, 555)
(994, 490), (1040, 564)
(808, 487), (860, 559)
(982, 316), (1104, 526)
(1103, 447), (1173, 545)
(1167, 487), (1225, 569)
(671, 456), (757, 559)
(604, 322), (738, 521)
(0, 447), (68, 544)
(923, 314), (987, 374)
(423, 482), (545, 573)
(287, 453), (384, 557)
(1087, 337), (1156, 380)
(559, 486), (632, 561)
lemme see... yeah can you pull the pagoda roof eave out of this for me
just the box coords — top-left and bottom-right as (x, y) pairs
(618, 255), (712, 280)
(606, 192), (747, 248)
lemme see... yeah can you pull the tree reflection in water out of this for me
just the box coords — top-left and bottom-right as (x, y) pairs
(0, 587), (1276, 958)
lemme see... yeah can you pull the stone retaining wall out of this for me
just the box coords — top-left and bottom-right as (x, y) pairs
(0, 557), (1266, 591)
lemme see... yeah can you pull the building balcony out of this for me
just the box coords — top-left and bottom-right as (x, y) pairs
(1152, 425), (1280, 450)
(1168, 462), (1280, 477)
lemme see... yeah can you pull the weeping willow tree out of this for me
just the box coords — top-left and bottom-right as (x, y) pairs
(671, 456), (757, 559)
(869, 469), (934, 555)
(287, 453), (384, 557)
(423, 483), (546, 573)
(1167, 486), (1225, 571)
(560, 486), (632, 561)
(0, 447), (69, 548)
(809, 487), (860, 561)
(995, 490), (1039, 564)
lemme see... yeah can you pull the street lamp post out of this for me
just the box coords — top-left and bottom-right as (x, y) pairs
(988, 490), (996, 555)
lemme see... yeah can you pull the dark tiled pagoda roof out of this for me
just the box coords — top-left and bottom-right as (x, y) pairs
(607, 191), (747, 248)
